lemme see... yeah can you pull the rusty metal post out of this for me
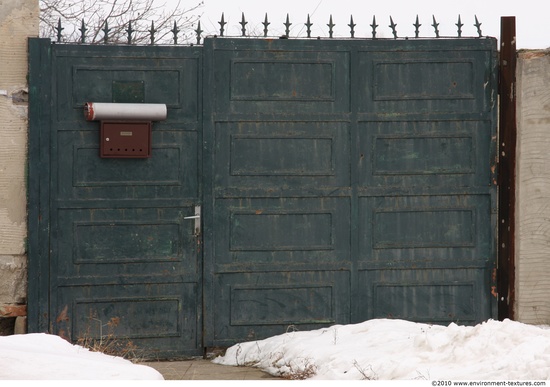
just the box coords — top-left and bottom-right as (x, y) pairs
(498, 16), (517, 320)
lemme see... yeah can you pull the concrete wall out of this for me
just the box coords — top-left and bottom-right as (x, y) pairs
(516, 50), (550, 324)
(0, 0), (39, 333)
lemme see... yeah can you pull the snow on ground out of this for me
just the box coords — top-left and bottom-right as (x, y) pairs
(213, 318), (550, 380)
(0, 333), (163, 380)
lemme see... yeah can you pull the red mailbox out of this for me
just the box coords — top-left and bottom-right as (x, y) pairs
(84, 102), (167, 159)
(100, 121), (152, 158)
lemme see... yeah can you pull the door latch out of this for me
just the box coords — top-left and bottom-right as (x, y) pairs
(184, 205), (201, 237)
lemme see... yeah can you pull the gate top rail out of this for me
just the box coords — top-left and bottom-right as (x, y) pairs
(52, 13), (487, 45)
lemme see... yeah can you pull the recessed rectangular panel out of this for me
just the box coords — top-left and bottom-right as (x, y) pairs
(231, 286), (333, 325)
(54, 51), (201, 125)
(215, 122), (349, 189)
(357, 48), (492, 114)
(373, 283), (476, 322)
(373, 61), (474, 100)
(75, 222), (180, 263)
(231, 61), (334, 101)
(56, 281), (200, 357)
(373, 209), (475, 248)
(214, 197), (350, 264)
(230, 136), (333, 176)
(230, 212), (333, 251)
(212, 270), (350, 344)
(358, 121), (488, 188)
(74, 146), (180, 185)
(73, 68), (181, 106)
(358, 195), (491, 264)
(75, 298), (181, 338)
(373, 136), (473, 175)
(57, 207), (196, 279)
(59, 130), (199, 200)
(112, 80), (145, 103)
(213, 46), (350, 115)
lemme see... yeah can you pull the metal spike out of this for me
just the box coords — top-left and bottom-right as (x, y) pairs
(55, 18), (64, 43)
(432, 15), (439, 38)
(474, 15), (483, 37)
(195, 20), (203, 44)
(305, 14), (313, 38)
(262, 13), (270, 37)
(172, 21), (180, 44)
(348, 15), (356, 38)
(413, 15), (421, 38)
(102, 21), (110, 44)
(389, 16), (397, 39)
(149, 21), (157, 45)
(456, 15), (463, 38)
(126, 21), (134, 45)
(218, 13), (226, 36)
(79, 19), (87, 43)
(284, 14), (291, 37)
(370, 15), (378, 39)
(240, 12), (248, 37)
(327, 15), (335, 38)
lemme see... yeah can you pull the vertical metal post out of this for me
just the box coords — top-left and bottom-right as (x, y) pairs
(498, 16), (517, 320)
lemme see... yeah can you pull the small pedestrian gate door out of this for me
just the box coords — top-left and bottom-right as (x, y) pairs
(29, 36), (497, 358)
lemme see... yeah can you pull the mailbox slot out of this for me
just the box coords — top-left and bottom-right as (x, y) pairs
(100, 121), (151, 158)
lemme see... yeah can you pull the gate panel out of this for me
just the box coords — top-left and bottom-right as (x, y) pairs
(203, 39), (353, 346)
(203, 37), (497, 347)
(30, 43), (204, 358)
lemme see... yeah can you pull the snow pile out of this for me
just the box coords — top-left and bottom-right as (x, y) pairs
(0, 333), (163, 380)
(213, 319), (550, 380)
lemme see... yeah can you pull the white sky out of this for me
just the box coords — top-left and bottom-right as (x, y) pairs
(179, 0), (549, 49)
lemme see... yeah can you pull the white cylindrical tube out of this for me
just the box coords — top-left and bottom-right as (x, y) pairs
(84, 102), (167, 121)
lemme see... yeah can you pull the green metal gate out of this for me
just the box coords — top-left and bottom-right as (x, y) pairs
(29, 35), (497, 357)
(28, 41), (204, 358)
(202, 37), (497, 346)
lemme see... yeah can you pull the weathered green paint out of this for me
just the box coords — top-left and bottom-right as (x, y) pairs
(202, 37), (497, 347)
(28, 42), (204, 358)
(28, 36), (497, 357)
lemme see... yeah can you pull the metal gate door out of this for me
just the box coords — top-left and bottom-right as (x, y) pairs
(202, 37), (497, 347)
(28, 40), (204, 358)
(29, 35), (497, 357)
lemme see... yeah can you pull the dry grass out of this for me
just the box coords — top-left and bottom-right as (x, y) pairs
(76, 317), (143, 362)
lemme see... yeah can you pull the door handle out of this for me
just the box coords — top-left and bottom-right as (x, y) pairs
(184, 205), (201, 237)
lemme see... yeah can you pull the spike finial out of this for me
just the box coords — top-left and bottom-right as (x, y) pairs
(263, 13), (270, 37)
(349, 15), (356, 38)
(79, 19), (87, 43)
(126, 21), (134, 44)
(305, 14), (313, 38)
(195, 20), (203, 44)
(413, 15), (421, 38)
(389, 16), (397, 39)
(370, 15), (378, 39)
(149, 21), (157, 45)
(284, 14), (291, 37)
(171, 21), (180, 44)
(432, 15), (439, 38)
(102, 20), (110, 44)
(456, 15), (464, 37)
(240, 12), (248, 36)
(219, 13), (227, 36)
(327, 15), (335, 38)
(474, 15), (483, 37)
(56, 18), (64, 43)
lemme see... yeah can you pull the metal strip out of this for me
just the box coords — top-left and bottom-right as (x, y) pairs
(497, 16), (517, 320)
